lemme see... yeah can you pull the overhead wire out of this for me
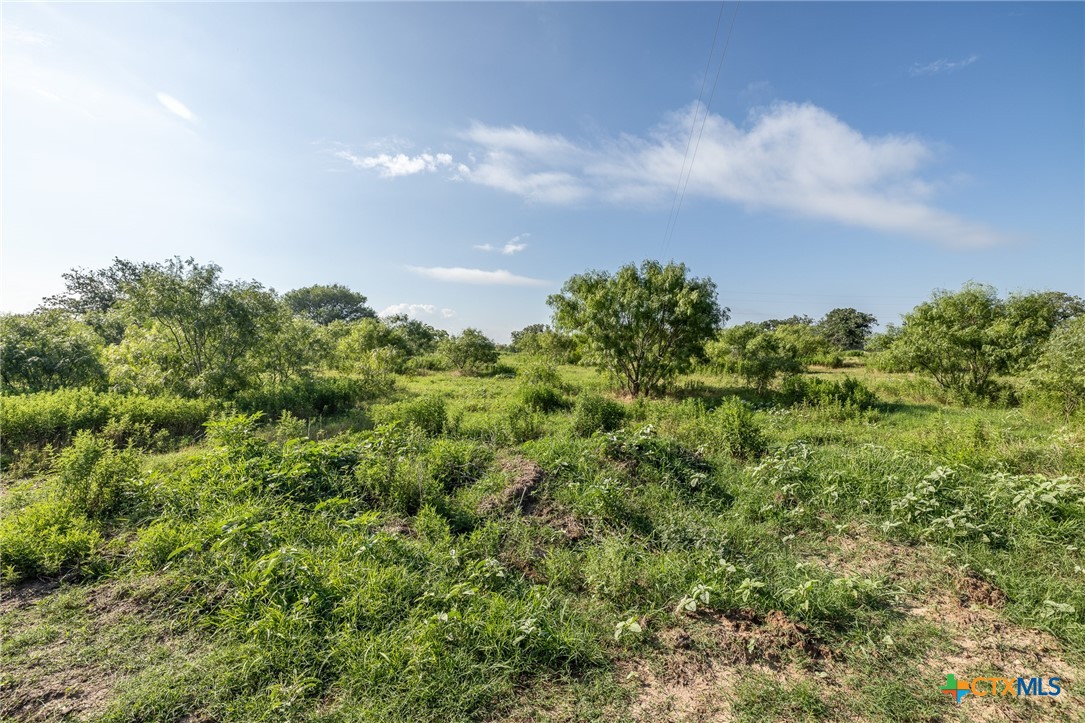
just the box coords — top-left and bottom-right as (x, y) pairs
(662, 1), (741, 258)
(659, 2), (727, 256)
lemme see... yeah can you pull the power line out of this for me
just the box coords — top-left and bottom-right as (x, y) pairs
(662, 1), (741, 258)
(660, 2), (726, 256)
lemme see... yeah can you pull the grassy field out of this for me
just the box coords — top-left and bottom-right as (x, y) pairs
(2, 356), (1083, 722)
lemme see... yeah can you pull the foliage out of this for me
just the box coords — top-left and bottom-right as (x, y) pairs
(117, 258), (280, 397)
(883, 283), (1083, 401)
(1026, 316), (1085, 418)
(707, 323), (803, 393)
(711, 398), (766, 461)
(780, 375), (879, 410)
(510, 324), (581, 364)
(1, 388), (215, 455)
(55, 432), (141, 518)
(571, 394), (626, 437)
(0, 498), (102, 581)
(440, 328), (499, 374)
(283, 283), (376, 325)
(0, 311), (106, 394)
(817, 308), (878, 350)
(234, 376), (374, 418)
(375, 394), (450, 436)
(40, 257), (151, 342)
(548, 260), (726, 397)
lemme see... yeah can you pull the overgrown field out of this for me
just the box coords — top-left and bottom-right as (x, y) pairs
(2, 358), (1083, 722)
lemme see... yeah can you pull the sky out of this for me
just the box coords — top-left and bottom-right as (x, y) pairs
(3, 1), (1083, 341)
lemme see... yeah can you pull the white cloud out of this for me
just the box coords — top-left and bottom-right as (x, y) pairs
(156, 92), (195, 122)
(474, 233), (529, 255)
(380, 303), (457, 319)
(335, 150), (453, 177)
(909, 55), (979, 76)
(4, 25), (50, 45)
(454, 102), (1004, 247)
(341, 100), (1002, 246)
(407, 266), (548, 286)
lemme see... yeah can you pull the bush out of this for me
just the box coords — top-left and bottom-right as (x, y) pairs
(1026, 317), (1085, 419)
(571, 394), (625, 437)
(0, 499), (102, 581)
(235, 376), (373, 418)
(517, 383), (570, 413)
(426, 439), (493, 490)
(712, 398), (766, 461)
(55, 432), (142, 518)
(0, 388), (217, 455)
(375, 395), (449, 436)
(780, 376), (879, 410)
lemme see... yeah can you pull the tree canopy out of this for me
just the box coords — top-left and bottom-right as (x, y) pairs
(817, 308), (877, 350)
(284, 284), (376, 325)
(548, 260), (726, 397)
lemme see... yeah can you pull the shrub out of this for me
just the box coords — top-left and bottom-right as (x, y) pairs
(517, 383), (570, 413)
(0, 499), (102, 581)
(712, 398), (766, 461)
(1, 389), (216, 456)
(426, 439), (493, 490)
(55, 432), (142, 518)
(571, 394), (625, 437)
(1026, 317), (1085, 419)
(375, 395), (449, 436)
(780, 376), (879, 410)
(235, 376), (373, 418)
(440, 328), (499, 374)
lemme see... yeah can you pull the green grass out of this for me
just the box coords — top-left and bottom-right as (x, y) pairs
(2, 354), (1082, 721)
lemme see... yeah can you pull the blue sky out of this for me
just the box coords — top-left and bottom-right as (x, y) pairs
(4, 2), (1082, 341)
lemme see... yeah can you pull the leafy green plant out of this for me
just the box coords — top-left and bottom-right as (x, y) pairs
(571, 393), (625, 437)
(55, 431), (141, 518)
(712, 398), (766, 461)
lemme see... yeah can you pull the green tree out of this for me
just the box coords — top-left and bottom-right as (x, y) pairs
(817, 308), (878, 350)
(885, 283), (1011, 400)
(384, 315), (449, 357)
(40, 258), (151, 343)
(548, 260), (726, 396)
(706, 323), (803, 393)
(117, 258), (279, 396)
(885, 283), (1084, 401)
(0, 311), (106, 393)
(1002, 291), (1085, 371)
(1026, 317), (1085, 419)
(510, 324), (549, 352)
(283, 284), (376, 325)
(440, 328), (499, 374)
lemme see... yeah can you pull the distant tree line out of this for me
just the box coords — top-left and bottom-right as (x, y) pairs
(4, 257), (1082, 416)
(1, 258), (499, 413)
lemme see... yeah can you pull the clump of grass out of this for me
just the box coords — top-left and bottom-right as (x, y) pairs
(710, 398), (766, 461)
(571, 393), (625, 437)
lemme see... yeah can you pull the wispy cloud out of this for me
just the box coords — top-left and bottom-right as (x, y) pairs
(336, 150), (453, 177)
(909, 54), (979, 77)
(4, 25), (50, 46)
(380, 303), (456, 319)
(474, 233), (529, 255)
(156, 92), (196, 122)
(344, 100), (1003, 247)
(407, 266), (549, 286)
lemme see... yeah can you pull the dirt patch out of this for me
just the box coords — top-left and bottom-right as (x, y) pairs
(0, 579), (60, 615)
(957, 572), (1008, 609)
(479, 457), (545, 515)
(623, 608), (829, 722)
(1, 577), (192, 722)
(821, 532), (1083, 721)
